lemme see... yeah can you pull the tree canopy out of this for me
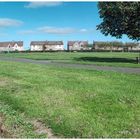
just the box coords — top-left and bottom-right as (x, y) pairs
(97, 2), (140, 41)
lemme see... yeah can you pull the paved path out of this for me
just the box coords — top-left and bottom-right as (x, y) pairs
(0, 57), (140, 74)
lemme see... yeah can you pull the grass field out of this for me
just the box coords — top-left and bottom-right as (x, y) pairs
(0, 52), (140, 67)
(0, 61), (140, 138)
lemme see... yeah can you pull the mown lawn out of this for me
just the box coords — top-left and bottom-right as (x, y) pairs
(0, 61), (140, 138)
(0, 52), (140, 68)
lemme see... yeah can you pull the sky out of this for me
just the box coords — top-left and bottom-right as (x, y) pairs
(0, 2), (133, 50)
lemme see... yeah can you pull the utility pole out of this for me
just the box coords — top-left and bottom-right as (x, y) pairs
(136, 41), (140, 64)
(138, 41), (140, 64)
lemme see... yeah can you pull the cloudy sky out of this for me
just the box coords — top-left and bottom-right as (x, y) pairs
(0, 2), (132, 49)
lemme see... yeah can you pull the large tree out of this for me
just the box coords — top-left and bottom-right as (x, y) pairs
(97, 2), (140, 41)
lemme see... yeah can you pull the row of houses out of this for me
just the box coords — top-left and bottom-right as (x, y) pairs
(30, 41), (91, 51)
(0, 40), (90, 52)
(0, 40), (140, 52)
(94, 41), (140, 51)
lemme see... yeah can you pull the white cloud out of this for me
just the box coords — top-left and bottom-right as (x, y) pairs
(80, 28), (88, 32)
(79, 28), (95, 33)
(18, 26), (94, 35)
(0, 18), (23, 27)
(37, 26), (76, 34)
(19, 30), (36, 35)
(25, 2), (63, 8)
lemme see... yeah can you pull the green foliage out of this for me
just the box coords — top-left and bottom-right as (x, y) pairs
(88, 44), (93, 48)
(97, 2), (140, 41)
(14, 50), (19, 53)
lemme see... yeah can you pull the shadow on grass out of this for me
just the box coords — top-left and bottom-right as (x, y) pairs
(74, 57), (137, 63)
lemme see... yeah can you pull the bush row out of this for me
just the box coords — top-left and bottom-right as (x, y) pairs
(1, 50), (140, 53)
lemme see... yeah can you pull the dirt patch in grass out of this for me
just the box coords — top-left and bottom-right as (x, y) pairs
(0, 78), (10, 87)
(31, 119), (57, 138)
(119, 127), (140, 138)
(0, 113), (12, 138)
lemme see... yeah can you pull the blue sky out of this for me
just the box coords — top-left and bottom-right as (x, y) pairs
(0, 2), (132, 49)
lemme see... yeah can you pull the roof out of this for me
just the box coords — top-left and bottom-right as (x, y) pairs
(0, 41), (23, 47)
(67, 41), (88, 46)
(30, 41), (47, 46)
(30, 41), (63, 46)
(47, 41), (63, 45)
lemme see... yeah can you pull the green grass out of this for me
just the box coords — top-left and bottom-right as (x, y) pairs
(0, 102), (44, 138)
(0, 61), (140, 138)
(0, 52), (140, 67)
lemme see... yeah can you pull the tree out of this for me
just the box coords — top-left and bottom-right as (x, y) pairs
(97, 2), (140, 41)
(43, 44), (46, 52)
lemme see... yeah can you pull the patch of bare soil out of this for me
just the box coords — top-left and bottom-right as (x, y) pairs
(0, 78), (10, 87)
(32, 119), (57, 138)
(0, 113), (12, 138)
(119, 128), (140, 137)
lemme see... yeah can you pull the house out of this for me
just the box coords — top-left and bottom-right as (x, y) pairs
(30, 41), (46, 51)
(0, 41), (24, 52)
(30, 41), (64, 51)
(124, 42), (140, 51)
(67, 41), (89, 51)
(44, 41), (64, 51)
(94, 41), (124, 51)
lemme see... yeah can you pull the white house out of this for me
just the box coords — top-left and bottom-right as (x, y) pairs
(127, 43), (140, 51)
(44, 41), (64, 51)
(0, 41), (24, 52)
(94, 41), (124, 51)
(67, 41), (89, 51)
(30, 41), (64, 51)
(30, 41), (45, 51)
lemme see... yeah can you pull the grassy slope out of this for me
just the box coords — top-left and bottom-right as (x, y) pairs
(0, 61), (140, 138)
(0, 52), (140, 68)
